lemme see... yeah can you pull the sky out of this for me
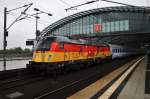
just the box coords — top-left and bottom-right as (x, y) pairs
(0, 0), (149, 49)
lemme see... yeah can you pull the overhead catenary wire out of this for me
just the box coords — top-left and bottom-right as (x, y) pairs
(65, 0), (98, 11)
(147, 0), (150, 6)
(59, 0), (77, 11)
(101, 0), (137, 7)
(0, 7), (49, 25)
(59, 0), (72, 6)
(0, 0), (52, 27)
(7, 3), (33, 30)
(0, 10), (51, 27)
(65, 0), (143, 11)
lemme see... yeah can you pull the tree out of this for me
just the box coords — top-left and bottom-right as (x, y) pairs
(24, 48), (31, 53)
(14, 47), (23, 54)
(0, 50), (3, 54)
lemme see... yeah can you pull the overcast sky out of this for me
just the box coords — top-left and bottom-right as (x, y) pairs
(0, 0), (149, 49)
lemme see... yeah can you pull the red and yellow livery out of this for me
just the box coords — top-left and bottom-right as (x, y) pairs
(27, 36), (111, 72)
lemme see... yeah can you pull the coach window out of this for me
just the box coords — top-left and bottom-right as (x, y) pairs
(115, 49), (117, 53)
(113, 49), (115, 53)
(114, 49), (116, 53)
(59, 43), (64, 49)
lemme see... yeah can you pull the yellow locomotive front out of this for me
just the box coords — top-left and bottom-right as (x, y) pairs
(32, 36), (56, 63)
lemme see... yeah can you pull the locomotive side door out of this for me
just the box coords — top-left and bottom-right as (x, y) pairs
(41, 50), (45, 62)
(64, 44), (69, 62)
(59, 42), (66, 62)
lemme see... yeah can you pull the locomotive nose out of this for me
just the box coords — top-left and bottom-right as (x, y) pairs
(48, 55), (52, 61)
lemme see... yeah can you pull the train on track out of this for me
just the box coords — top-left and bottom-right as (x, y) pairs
(27, 36), (144, 73)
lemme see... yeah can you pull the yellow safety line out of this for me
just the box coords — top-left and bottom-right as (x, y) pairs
(98, 57), (144, 99)
(67, 57), (140, 99)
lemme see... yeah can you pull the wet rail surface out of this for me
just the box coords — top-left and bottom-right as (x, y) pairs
(0, 57), (138, 99)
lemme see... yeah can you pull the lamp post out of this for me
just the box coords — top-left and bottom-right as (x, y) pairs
(33, 8), (52, 40)
(3, 3), (32, 70)
(35, 15), (40, 40)
(3, 8), (7, 70)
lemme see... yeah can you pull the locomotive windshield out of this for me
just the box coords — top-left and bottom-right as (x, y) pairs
(35, 37), (56, 51)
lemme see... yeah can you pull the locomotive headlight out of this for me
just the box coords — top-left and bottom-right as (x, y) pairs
(48, 55), (51, 61)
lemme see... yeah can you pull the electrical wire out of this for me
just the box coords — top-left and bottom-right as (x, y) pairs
(0, 10), (51, 26)
(0, 0), (51, 26)
(59, 0), (72, 6)
(147, 0), (149, 6)
(65, 0), (141, 11)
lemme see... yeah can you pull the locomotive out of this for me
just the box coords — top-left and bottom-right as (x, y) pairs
(27, 36), (143, 73)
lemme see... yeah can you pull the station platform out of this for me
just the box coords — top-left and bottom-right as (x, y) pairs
(67, 56), (150, 99)
(118, 56), (149, 99)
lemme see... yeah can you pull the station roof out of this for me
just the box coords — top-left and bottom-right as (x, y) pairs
(39, 6), (150, 51)
(40, 6), (150, 38)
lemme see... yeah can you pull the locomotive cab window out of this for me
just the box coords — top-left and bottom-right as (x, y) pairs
(35, 37), (56, 51)
(59, 42), (64, 49)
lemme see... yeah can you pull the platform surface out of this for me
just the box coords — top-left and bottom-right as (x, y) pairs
(68, 56), (149, 99)
(118, 56), (148, 99)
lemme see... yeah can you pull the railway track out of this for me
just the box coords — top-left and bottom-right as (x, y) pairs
(34, 70), (102, 99)
(0, 75), (46, 91)
(0, 74), (37, 85)
(0, 57), (140, 99)
(34, 57), (141, 99)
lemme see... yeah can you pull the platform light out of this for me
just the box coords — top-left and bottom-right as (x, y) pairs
(32, 8), (52, 40)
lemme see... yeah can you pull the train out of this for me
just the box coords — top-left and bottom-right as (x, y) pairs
(27, 36), (144, 73)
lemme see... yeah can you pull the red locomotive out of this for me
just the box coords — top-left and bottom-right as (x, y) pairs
(27, 36), (111, 72)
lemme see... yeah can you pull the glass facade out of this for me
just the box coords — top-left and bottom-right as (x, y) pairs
(48, 8), (150, 37)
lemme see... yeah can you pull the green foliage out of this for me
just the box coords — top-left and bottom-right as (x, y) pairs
(0, 50), (4, 54)
(24, 48), (31, 53)
(14, 47), (23, 54)
(0, 47), (32, 54)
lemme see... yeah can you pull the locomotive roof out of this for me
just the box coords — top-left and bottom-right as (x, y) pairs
(44, 36), (109, 46)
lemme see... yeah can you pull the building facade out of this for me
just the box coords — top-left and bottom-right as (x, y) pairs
(40, 6), (150, 39)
